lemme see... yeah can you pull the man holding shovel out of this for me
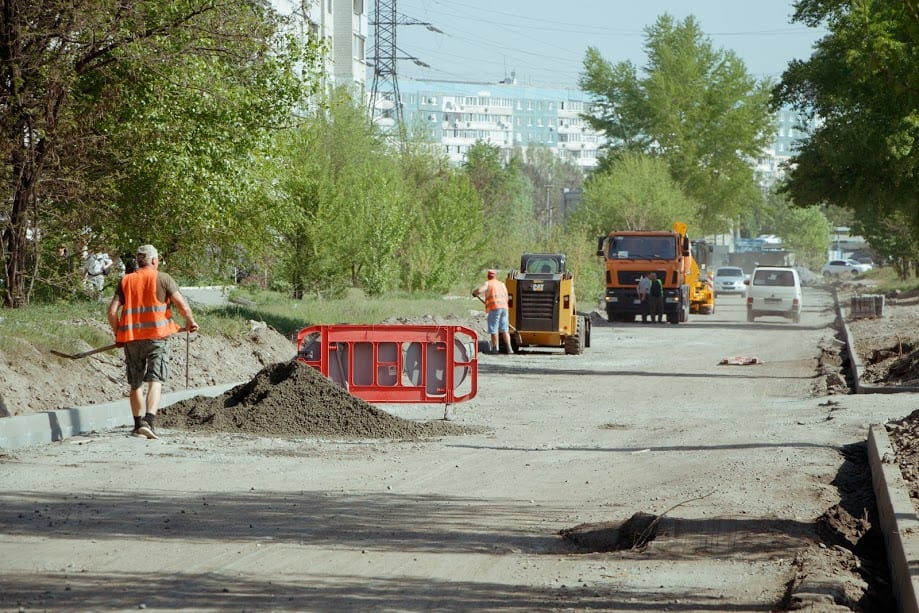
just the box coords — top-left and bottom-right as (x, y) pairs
(107, 244), (198, 439)
(472, 269), (512, 355)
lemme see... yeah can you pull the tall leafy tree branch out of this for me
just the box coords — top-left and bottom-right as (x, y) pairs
(579, 14), (773, 234)
(773, 0), (919, 274)
(0, 0), (319, 307)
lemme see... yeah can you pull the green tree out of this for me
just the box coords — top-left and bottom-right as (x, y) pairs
(265, 88), (409, 297)
(852, 211), (917, 280)
(516, 144), (584, 233)
(766, 191), (831, 270)
(772, 0), (919, 270)
(579, 14), (773, 233)
(397, 145), (486, 292)
(570, 152), (699, 237)
(462, 142), (537, 266)
(0, 0), (319, 307)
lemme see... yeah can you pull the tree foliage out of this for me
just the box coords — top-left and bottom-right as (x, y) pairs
(398, 147), (486, 292)
(462, 141), (538, 266)
(579, 14), (773, 233)
(264, 89), (411, 297)
(764, 191), (832, 269)
(0, 0), (320, 307)
(570, 152), (700, 237)
(772, 0), (919, 269)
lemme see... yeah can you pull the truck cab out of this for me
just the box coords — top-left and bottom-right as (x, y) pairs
(596, 224), (692, 324)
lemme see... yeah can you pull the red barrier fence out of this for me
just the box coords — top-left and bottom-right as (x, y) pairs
(296, 324), (478, 404)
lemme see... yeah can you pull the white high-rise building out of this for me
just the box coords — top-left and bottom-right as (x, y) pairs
(271, 0), (367, 94)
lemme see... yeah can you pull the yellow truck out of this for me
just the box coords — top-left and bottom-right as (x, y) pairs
(689, 235), (715, 315)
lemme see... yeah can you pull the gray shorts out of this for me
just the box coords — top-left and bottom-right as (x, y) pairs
(124, 339), (171, 389)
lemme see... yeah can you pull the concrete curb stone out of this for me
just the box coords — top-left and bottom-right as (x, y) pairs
(833, 286), (919, 612)
(868, 425), (919, 613)
(0, 383), (240, 451)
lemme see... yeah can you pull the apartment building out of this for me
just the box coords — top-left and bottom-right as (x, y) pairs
(398, 78), (606, 169)
(271, 0), (368, 93)
(756, 105), (818, 187)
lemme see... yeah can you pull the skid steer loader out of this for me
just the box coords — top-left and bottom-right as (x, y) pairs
(504, 253), (590, 355)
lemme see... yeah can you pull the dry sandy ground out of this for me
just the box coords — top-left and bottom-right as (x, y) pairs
(1, 283), (918, 611)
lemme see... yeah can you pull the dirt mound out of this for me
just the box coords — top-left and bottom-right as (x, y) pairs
(871, 344), (919, 384)
(887, 409), (919, 516)
(158, 360), (479, 440)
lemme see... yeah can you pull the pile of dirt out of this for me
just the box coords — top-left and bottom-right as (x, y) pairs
(0, 320), (297, 417)
(886, 409), (919, 516)
(158, 360), (480, 440)
(848, 290), (919, 387)
(863, 341), (919, 385)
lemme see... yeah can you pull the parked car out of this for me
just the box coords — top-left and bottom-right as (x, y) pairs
(821, 259), (872, 277)
(712, 266), (747, 296)
(746, 267), (803, 324)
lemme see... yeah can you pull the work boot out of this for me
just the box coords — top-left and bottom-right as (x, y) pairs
(137, 416), (158, 440)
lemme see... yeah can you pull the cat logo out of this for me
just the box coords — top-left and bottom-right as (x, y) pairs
(532, 282), (544, 291)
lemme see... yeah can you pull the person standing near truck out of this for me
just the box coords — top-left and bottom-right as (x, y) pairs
(472, 269), (512, 354)
(648, 272), (664, 323)
(637, 273), (651, 323)
(107, 244), (198, 439)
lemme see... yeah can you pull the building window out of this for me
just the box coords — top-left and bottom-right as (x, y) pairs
(352, 35), (365, 59)
(353, 0), (363, 15)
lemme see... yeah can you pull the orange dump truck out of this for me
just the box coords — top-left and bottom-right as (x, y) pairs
(596, 222), (702, 324)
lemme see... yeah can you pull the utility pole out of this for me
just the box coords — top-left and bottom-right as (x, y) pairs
(368, 0), (402, 138)
(368, 0), (440, 149)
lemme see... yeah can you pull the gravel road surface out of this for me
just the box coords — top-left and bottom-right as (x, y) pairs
(1, 287), (911, 611)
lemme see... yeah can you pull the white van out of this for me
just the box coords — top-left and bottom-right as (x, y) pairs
(745, 267), (803, 323)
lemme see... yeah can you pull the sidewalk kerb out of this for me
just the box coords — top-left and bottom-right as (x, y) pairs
(868, 425), (919, 613)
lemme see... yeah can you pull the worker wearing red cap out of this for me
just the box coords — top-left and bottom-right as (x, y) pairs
(472, 269), (512, 354)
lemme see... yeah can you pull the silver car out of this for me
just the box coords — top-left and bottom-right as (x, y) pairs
(821, 259), (872, 277)
(712, 266), (747, 296)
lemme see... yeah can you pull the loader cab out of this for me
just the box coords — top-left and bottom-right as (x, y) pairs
(520, 253), (566, 277)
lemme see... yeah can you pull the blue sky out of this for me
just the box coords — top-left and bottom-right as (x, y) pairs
(385, 0), (825, 87)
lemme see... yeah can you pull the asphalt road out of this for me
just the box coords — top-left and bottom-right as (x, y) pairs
(1, 287), (911, 611)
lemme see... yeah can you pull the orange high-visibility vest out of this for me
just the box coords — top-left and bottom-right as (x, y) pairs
(484, 279), (508, 312)
(115, 267), (180, 343)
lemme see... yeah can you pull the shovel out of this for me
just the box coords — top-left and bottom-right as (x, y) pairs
(50, 343), (120, 360)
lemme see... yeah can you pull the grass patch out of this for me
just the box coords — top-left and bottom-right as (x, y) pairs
(223, 287), (482, 337)
(867, 267), (919, 295)
(0, 302), (112, 357)
(0, 289), (484, 354)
